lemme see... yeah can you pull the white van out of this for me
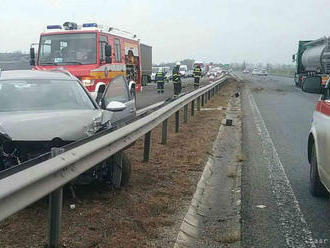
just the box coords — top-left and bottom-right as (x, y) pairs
(179, 65), (188, 78)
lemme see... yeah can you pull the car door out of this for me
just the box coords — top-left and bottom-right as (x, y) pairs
(314, 87), (330, 188)
(102, 75), (136, 125)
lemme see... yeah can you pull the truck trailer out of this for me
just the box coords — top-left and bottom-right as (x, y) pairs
(293, 37), (330, 90)
(140, 43), (152, 86)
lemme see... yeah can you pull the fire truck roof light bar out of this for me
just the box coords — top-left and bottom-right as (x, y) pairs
(47, 25), (62, 30)
(82, 23), (98, 28)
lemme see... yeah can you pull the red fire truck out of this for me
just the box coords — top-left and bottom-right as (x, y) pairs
(30, 22), (152, 98)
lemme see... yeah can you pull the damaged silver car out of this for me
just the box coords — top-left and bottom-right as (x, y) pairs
(0, 70), (135, 187)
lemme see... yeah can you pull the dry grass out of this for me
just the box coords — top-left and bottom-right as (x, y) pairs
(0, 82), (238, 248)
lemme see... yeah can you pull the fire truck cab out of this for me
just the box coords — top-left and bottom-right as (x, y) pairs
(30, 22), (142, 99)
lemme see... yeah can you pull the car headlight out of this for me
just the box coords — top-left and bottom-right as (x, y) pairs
(81, 79), (95, 87)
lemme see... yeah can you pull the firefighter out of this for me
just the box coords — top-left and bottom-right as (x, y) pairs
(155, 68), (165, 94)
(172, 62), (182, 97)
(193, 64), (202, 89)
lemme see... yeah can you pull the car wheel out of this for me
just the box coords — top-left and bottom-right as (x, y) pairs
(310, 144), (328, 197)
(110, 151), (131, 188)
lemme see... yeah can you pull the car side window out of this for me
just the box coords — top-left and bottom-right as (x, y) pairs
(103, 76), (129, 106)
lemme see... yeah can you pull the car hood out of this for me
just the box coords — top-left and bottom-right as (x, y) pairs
(0, 110), (107, 141)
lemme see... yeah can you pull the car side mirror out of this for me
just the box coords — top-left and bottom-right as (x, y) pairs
(106, 101), (127, 112)
(30, 47), (35, 66)
(292, 54), (296, 62)
(302, 76), (322, 94)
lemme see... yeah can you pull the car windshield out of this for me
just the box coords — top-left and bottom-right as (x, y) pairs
(38, 33), (97, 65)
(0, 79), (95, 112)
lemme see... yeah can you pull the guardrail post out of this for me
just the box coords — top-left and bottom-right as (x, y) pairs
(49, 147), (65, 248)
(184, 105), (188, 123)
(197, 96), (201, 111)
(205, 93), (208, 104)
(161, 119), (168, 145)
(144, 131), (151, 162)
(175, 111), (180, 133)
(191, 100), (195, 116)
(201, 95), (204, 107)
(208, 91), (211, 100)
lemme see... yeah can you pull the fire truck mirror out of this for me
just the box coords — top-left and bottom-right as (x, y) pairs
(30, 48), (35, 66)
(292, 54), (296, 62)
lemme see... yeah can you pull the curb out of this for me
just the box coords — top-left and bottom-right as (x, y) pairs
(174, 87), (242, 248)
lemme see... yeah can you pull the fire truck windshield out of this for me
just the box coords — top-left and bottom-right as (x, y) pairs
(38, 33), (97, 65)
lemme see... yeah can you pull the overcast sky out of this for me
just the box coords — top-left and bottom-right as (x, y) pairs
(1, 0), (330, 64)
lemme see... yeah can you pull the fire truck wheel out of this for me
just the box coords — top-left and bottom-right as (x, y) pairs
(310, 145), (328, 197)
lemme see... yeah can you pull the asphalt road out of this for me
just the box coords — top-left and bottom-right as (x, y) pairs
(240, 73), (330, 248)
(135, 77), (209, 110)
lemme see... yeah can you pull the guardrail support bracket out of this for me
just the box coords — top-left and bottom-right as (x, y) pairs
(197, 96), (201, 111)
(161, 119), (168, 145)
(184, 105), (188, 123)
(191, 100), (195, 116)
(48, 147), (64, 248)
(175, 111), (180, 133)
(143, 131), (152, 162)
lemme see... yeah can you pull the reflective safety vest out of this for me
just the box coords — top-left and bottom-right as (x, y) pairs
(172, 66), (180, 83)
(155, 71), (165, 82)
(193, 67), (202, 78)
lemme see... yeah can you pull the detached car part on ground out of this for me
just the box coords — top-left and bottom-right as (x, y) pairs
(0, 70), (136, 188)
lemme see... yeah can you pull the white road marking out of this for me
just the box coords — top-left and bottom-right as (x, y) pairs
(247, 89), (316, 248)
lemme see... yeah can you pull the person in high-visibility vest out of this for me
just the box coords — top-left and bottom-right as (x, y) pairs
(193, 64), (202, 89)
(172, 62), (182, 97)
(155, 68), (165, 94)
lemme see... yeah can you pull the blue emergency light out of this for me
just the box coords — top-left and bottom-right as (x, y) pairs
(83, 23), (98, 28)
(47, 25), (62, 30)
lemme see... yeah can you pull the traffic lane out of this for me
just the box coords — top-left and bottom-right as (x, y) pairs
(135, 77), (209, 110)
(241, 74), (330, 246)
(241, 84), (287, 248)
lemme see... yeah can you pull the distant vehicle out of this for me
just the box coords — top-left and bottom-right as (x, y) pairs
(252, 68), (265, 76)
(243, 69), (249, 73)
(151, 66), (160, 81)
(293, 37), (330, 89)
(31, 21), (151, 98)
(187, 69), (194, 77)
(179, 65), (188, 78)
(163, 67), (172, 82)
(305, 77), (330, 197)
(0, 70), (134, 187)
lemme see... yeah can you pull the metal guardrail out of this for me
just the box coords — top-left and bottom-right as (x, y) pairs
(0, 75), (231, 247)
